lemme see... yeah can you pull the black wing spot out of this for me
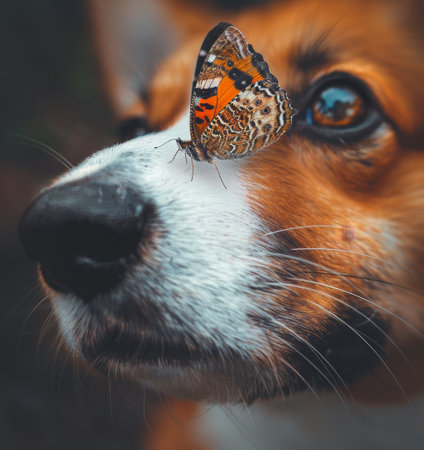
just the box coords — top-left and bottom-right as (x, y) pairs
(255, 99), (262, 106)
(228, 68), (253, 90)
(200, 102), (214, 110)
(229, 68), (242, 79)
(195, 117), (204, 124)
(262, 107), (271, 115)
(194, 87), (218, 99)
(227, 59), (234, 67)
(264, 123), (272, 132)
(195, 105), (203, 112)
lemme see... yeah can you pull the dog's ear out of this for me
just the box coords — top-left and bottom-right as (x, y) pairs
(88, 0), (274, 127)
(89, 0), (179, 126)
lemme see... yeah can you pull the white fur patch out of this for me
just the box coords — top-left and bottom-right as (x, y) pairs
(52, 114), (272, 398)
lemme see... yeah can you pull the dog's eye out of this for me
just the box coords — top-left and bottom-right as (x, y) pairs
(307, 85), (366, 128)
(299, 72), (383, 143)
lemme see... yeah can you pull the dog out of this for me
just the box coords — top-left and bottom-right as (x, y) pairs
(19, 0), (424, 448)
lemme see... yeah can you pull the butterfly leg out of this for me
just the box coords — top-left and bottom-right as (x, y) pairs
(190, 154), (195, 181)
(209, 160), (227, 189)
(168, 147), (181, 164)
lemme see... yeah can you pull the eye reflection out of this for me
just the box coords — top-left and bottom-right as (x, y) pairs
(307, 85), (366, 127)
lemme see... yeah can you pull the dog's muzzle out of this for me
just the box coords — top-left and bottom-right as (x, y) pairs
(19, 177), (154, 301)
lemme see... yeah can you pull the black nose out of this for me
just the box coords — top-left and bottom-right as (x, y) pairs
(19, 180), (153, 301)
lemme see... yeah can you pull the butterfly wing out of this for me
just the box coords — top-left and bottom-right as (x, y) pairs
(190, 22), (276, 143)
(198, 78), (293, 159)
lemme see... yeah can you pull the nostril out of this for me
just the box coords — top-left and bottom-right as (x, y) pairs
(19, 180), (154, 300)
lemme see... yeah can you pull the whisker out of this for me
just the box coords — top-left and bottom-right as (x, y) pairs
(36, 309), (57, 366)
(304, 271), (424, 303)
(238, 389), (256, 428)
(2, 278), (41, 326)
(262, 332), (288, 397)
(264, 331), (324, 408)
(264, 224), (375, 241)
(291, 277), (424, 340)
(17, 294), (49, 351)
(251, 245), (417, 401)
(292, 247), (418, 278)
(106, 364), (119, 436)
(280, 282), (411, 404)
(221, 405), (262, 450)
(286, 277), (423, 386)
(267, 319), (354, 410)
(48, 330), (66, 376)
(2, 132), (74, 169)
(264, 251), (424, 317)
(56, 345), (72, 401)
(284, 359), (324, 408)
(141, 386), (153, 433)
(264, 251), (376, 305)
(263, 226), (424, 302)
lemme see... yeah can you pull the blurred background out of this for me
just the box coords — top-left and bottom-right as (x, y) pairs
(0, 1), (153, 449)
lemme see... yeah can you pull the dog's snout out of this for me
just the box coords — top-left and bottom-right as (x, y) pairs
(19, 180), (153, 301)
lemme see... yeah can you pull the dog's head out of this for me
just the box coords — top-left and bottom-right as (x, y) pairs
(20, 0), (424, 403)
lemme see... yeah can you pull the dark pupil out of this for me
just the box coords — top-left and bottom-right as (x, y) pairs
(307, 85), (365, 127)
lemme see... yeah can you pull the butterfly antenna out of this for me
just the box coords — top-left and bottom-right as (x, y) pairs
(154, 138), (177, 149)
(210, 160), (227, 189)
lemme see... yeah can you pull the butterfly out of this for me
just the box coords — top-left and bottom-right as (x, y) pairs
(175, 22), (293, 183)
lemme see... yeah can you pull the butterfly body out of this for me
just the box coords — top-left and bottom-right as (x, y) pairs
(178, 22), (293, 165)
